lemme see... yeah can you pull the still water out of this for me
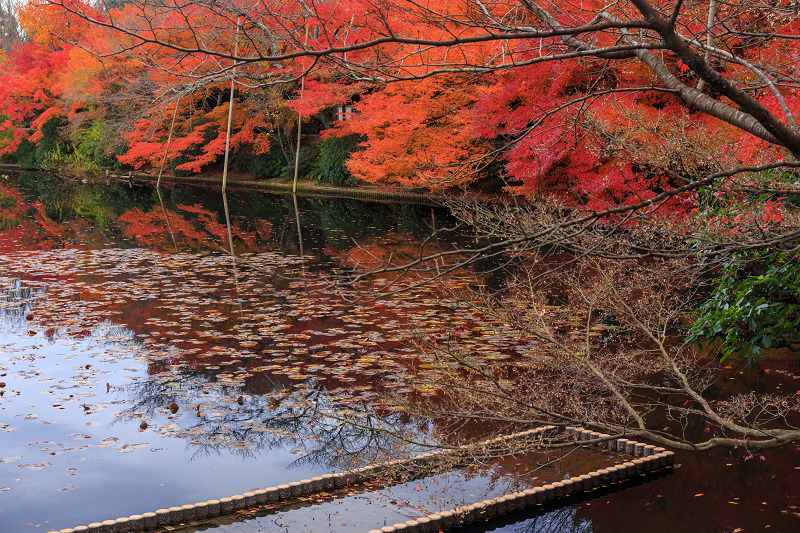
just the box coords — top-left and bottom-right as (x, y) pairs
(0, 174), (539, 529)
(1, 173), (799, 532)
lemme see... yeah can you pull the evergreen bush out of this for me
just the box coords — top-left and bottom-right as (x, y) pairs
(690, 249), (800, 363)
(16, 138), (37, 169)
(313, 134), (364, 185)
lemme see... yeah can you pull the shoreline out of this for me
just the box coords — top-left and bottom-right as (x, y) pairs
(0, 163), (504, 206)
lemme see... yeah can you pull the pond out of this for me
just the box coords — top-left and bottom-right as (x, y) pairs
(1, 173), (799, 532)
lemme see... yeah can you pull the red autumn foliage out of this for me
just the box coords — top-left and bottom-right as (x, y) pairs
(2, 0), (799, 216)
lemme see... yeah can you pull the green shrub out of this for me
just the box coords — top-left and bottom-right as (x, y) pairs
(74, 119), (122, 170)
(250, 148), (286, 178)
(233, 142), (320, 180)
(35, 118), (69, 168)
(16, 138), (38, 169)
(313, 134), (364, 185)
(293, 143), (320, 179)
(11, 118), (71, 170)
(169, 154), (195, 177)
(231, 144), (289, 179)
(689, 249), (800, 363)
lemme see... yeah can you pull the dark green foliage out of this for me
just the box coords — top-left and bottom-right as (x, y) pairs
(7, 118), (123, 174)
(690, 250), (800, 363)
(312, 134), (364, 185)
(230, 144), (288, 179)
(250, 148), (286, 179)
(16, 138), (38, 169)
(35, 118), (69, 167)
(169, 154), (195, 177)
(295, 143), (320, 179)
(10, 119), (70, 170)
(74, 119), (123, 169)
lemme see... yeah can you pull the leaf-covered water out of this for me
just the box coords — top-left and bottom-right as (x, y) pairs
(0, 175), (543, 529)
(1, 174), (800, 532)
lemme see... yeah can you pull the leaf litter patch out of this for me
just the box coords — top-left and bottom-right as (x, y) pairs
(1, 245), (541, 526)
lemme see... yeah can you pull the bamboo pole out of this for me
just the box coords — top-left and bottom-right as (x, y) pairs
(292, 76), (304, 195)
(156, 94), (181, 189)
(293, 24), (309, 195)
(221, 17), (241, 194)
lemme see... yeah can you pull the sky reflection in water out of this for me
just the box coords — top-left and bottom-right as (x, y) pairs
(3, 178), (799, 532)
(0, 181), (532, 530)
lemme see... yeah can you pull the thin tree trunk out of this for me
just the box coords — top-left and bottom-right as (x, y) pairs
(293, 76), (304, 195)
(222, 17), (241, 194)
(156, 94), (181, 189)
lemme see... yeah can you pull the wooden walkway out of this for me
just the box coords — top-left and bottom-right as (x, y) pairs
(60, 426), (674, 533)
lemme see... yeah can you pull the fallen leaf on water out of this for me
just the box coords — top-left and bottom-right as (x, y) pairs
(226, 440), (256, 450)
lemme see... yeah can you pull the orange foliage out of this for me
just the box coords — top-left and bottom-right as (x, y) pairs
(2, 0), (799, 209)
(331, 76), (491, 188)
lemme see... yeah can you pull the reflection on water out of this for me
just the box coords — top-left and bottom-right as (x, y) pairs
(0, 174), (531, 529)
(2, 173), (799, 532)
(0, 279), (45, 321)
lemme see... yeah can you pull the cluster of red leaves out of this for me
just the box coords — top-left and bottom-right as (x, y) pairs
(0, 0), (798, 217)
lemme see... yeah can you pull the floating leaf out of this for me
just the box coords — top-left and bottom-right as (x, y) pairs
(226, 440), (256, 451)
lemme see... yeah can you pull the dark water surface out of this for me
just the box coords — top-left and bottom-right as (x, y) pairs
(1, 174), (799, 532)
